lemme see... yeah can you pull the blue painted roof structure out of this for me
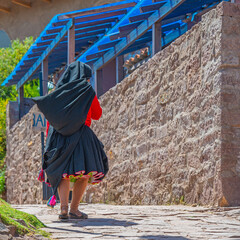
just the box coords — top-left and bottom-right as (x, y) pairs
(2, 0), (229, 88)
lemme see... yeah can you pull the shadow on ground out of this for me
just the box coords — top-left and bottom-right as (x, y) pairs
(52, 217), (137, 227)
(47, 219), (190, 239)
(139, 235), (190, 240)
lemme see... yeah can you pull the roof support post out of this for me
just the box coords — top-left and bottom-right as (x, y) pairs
(95, 69), (102, 97)
(18, 85), (24, 119)
(116, 55), (124, 84)
(152, 20), (162, 56)
(41, 57), (48, 95)
(68, 19), (75, 65)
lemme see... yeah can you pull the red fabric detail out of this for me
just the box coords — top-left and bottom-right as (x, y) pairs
(85, 95), (102, 127)
(46, 121), (50, 137)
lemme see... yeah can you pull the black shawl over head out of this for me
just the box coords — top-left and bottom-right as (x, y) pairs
(32, 61), (95, 136)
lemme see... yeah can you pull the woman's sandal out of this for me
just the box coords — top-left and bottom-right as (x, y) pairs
(69, 210), (88, 219)
(59, 205), (69, 219)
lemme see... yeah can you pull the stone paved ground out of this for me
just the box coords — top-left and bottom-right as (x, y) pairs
(13, 204), (240, 240)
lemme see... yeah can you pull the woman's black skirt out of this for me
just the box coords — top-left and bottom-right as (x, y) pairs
(43, 124), (108, 194)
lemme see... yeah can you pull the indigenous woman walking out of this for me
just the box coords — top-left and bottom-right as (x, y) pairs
(33, 61), (108, 220)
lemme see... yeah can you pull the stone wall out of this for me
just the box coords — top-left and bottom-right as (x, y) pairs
(85, 2), (240, 206)
(5, 2), (240, 206)
(6, 104), (43, 204)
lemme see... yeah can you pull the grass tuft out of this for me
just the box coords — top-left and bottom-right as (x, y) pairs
(0, 198), (51, 238)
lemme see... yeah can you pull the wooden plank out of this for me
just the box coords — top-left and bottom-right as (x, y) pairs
(42, 0), (51, 2)
(86, 50), (109, 61)
(116, 55), (124, 83)
(110, 21), (143, 40)
(23, 57), (39, 63)
(47, 27), (63, 35)
(17, 19), (73, 89)
(74, 29), (106, 39)
(140, 1), (167, 13)
(152, 21), (162, 55)
(37, 40), (53, 47)
(59, 1), (137, 20)
(119, 21), (143, 33)
(43, 29), (106, 41)
(18, 86), (24, 119)
(98, 39), (121, 51)
(16, 70), (26, 74)
(47, 17), (116, 38)
(111, 21), (180, 40)
(0, 6), (11, 13)
(42, 58), (48, 95)
(31, 46), (48, 53)
(42, 33), (58, 41)
(68, 20), (75, 64)
(129, 12), (154, 23)
(21, 62), (35, 68)
(12, 0), (31, 8)
(93, 0), (186, 71)
(54, 10), (127, 27)
(75, 17), (118, 29)
(75, 23), (112, 35)
(28, 52), (42, 58)
(59, 36), (98, 46)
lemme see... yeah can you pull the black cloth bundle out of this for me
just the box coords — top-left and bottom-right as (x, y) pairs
(33, 61), (95, 136)
(32, 61), (108, 199)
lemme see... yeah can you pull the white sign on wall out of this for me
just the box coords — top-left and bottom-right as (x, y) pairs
(32, 112), (46, 132)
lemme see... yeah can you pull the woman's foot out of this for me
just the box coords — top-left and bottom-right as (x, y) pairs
(69, 209), (88, 219)
(59, 205), (69, 219)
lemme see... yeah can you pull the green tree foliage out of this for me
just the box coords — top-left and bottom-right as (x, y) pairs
(0, 37), (39, 194)
(0, 36), (39, 100)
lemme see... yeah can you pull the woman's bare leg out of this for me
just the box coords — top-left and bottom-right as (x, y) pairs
(58, 179), (70, 216)
(70, 178), (88, 214)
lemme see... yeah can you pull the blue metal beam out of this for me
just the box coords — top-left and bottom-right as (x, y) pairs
(93, 0), (186, 71)
(16, 19), (73, 89)
(54, 10), (127, 27)
(46, 17), (118, 35)
(77, 0), (147, 63)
